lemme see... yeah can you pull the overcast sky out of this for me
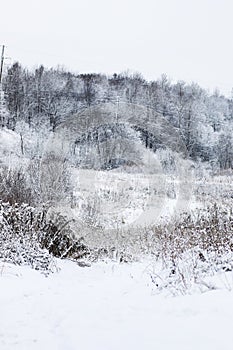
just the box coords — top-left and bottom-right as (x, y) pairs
(1, 0), (233, 96)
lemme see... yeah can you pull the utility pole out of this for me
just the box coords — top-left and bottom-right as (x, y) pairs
(0, 45), (5, 84)
(0, 45), (8, 127)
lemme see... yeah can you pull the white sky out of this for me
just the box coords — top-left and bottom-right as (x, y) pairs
(1, 0), (233, 96)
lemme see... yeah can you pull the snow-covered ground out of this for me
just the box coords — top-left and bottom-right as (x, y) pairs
(70, 167), (198, 229)
(1, 259), (233, 350)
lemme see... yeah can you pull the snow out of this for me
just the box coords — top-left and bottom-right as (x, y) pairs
(70, 167), (198, 230)
(1, 259), (233, 350)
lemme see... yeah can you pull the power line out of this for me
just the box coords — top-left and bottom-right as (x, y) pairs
(0, 45), (5, 84)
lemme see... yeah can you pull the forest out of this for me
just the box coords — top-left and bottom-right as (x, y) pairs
(1, 62), (233, 170)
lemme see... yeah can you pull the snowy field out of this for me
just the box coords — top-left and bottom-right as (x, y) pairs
(70, 167), (199, 229)
(1, 259), (233, 350)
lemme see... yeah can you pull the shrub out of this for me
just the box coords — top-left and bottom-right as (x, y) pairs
(0, 167), (33, 205)
(0, 201), (52, 271)
(0, 202), (90, 271)
(39, 211), (90, 260)
(149, 204), (233, 294)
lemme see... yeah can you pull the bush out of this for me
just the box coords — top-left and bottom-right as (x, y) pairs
(149, 204), (233, 294)
(152, 204), (233, 259)
(0, 201), (52, 271)
(0, 167), (33, 205)
(39, 211), (90, 260)
(0, 202), (91, 271)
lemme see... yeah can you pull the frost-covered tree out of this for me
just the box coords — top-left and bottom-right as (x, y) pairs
(1, 62), (233, 169)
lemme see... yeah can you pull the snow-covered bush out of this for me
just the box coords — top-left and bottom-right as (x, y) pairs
(149, 204), (233, 294)
(0, 201), (53, 271)
(0, 167), (33, 205)
(39, 211), (90, 260)
(0, 202), (91, 271)
(148, 247), (233, 296)
(39, 152), (73, 205)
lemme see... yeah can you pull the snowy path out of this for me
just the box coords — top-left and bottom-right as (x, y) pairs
(1, 260), (233, 350)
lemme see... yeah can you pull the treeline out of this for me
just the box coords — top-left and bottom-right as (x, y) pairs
(2, 62), (233, 169)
